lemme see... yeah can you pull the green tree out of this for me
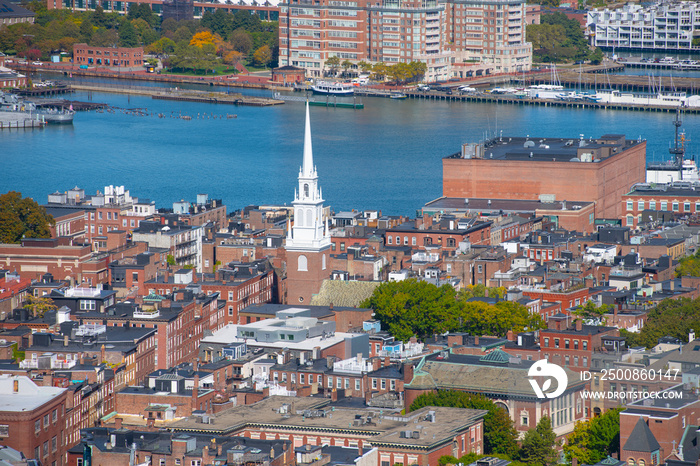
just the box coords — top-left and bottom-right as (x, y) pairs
(325, 55), (340, 75)
(519, 416), (557, 466)
(229, 28), (252, 54)
(0, 191), (55, 244)
(79, 19), (94, 43)
(118, 19), (139, 47)
(621, 297), (700, 348)
(167, 254), (176, 266)
(23, 295), (57, 318)
(676, 250), (700, 277)
(589, 47), (604, 65)
(573, 300), (612, 324)
(410, 391), (519, 457)
(564, 408), (621, 464)
(341, 59), (352, 76)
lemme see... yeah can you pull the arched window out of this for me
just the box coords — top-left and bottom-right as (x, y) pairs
(304, 184), (309, 197)
(306, 209), (313, 227)
(296, 209), (303, 226)
(298, 255), (308, 271)
(322, 254), (326, 270)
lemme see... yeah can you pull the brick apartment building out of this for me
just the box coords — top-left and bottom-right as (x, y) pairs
(279, 0), (531, 81)
(385, 218), (492, 249)
(0, 375), (68, 466)
(621, 183), (700, 228)
(443, 134), (647, 219)
(171, 396), (487, 466)
(78, 286), (221, 370)
(540, 318), (619, 373)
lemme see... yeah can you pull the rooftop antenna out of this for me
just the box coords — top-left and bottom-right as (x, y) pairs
(670, 107), (684, 173)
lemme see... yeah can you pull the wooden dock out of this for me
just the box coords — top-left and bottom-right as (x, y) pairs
(71, 84), (284, 106)
(12, 85), (73, 96)
(523, 70), (700, 94)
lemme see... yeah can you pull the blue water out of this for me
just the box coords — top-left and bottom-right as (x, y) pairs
(1, 85), (698, 216)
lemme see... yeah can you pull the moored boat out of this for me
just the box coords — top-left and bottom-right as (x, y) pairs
(311, 81), (354, 96)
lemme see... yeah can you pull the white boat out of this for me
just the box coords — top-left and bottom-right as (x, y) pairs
(389, 92), (407, 100)
(312, 81), (354, 96)
(594, 89), (700, 108)
(646, 111), (699, 182)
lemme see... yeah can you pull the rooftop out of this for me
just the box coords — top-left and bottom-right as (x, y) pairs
(0, 375), (65, 413)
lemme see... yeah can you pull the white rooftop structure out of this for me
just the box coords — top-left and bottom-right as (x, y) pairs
(0, 375), (66, 413)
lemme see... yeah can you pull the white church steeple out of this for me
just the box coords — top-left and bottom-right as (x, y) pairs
(286, 102), (331, 250)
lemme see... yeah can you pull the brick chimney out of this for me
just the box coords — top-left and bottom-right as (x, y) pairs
(403, 362), (414, 384)
(506, 330), (515, 342)
(384, 356), (390, 367)
(64, 335), (69, 347)
(473, 336), (480, 346)
(575, 320), (583, 332)
(115, 417), (123, 429)
(331, 389), (338, 402)
(101, 344), (106, 362)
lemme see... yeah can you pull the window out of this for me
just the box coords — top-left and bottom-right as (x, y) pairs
(387, 236), (392, 245)
(175, 460), (181, 466)
(404, 236), (408, 245)
(583, 357), (588, 367)
(43, 441), (48, 457)
(191, 461), (202, 466)
(412, 237), (416, 245)
(52, 409), (57, 423)
(626, 215), (634, 226)
(337, 378), (342, 389)
(626, 200), (633, 211)
(574, 356), (579, 366)
(297, 255), (308, 271)
(661, 201), (668, 211)
(345, 378), (350, 389)
(80, 300), (96, 311)
(372, 378), (377, 389)
(583, 341), (588, 350)
(390, 379), (396, 390)
(565, 339), (570, 349)
(309, 374), (314, 384)
(328, 377), (333, 388)
(52, 436), (57, 452)
(160, 460), (166, 466)
(355, 379), (361, 391)
(673, 202), (679, 211)
(300, 374), (305, 384)
(544, 338), (549, 347)
(381, 379), (386, 389)
(35, 420), (41, 434)
(554, 338), (560, 348)
(44, 414), (50, 428)
(685, 202), (691, 212)
(650, 200), (657, 210)
(637, 200), (644, 211)
(574, 340), (579, 350)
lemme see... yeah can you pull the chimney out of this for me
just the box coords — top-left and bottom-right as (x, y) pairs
(384, 356), (390, 367)
(101, 344), (106, 362)
(115, 417), (123, 429)
(64, 335), (69, 347)
(358, 442), (363, 457)
(575, 320), (583, 332)
(193, 371), (200, 407)
(474, 336), (479, 346)
(331, 389), (338, 402)
(506, 330), (515, 342)
(329, 302), (334, 311)
(403, 362), (414, 384)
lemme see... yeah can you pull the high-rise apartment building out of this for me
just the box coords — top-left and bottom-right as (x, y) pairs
(588, 2), (700, 51)
(443, 0), (532, 75)
(279, 0), (531, 80)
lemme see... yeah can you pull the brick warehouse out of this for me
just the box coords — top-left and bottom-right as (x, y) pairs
(442, 134), (646, 219)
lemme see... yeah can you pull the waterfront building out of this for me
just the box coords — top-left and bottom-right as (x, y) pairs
(442, 0), (532, 75)
(285, 104), (332, 305)
(279, 0), (531, 80)
(587, 2), (700, 52)
(132, 220), (204, 272)
(73, 44), (144, 68)
(48, 0), (279, 20)
(442, 134), (647, 219)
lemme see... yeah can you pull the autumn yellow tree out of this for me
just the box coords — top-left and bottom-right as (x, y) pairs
(224, 50), (244, 66)
(189, 31), (224, 50)
(253, 45), (272, 68)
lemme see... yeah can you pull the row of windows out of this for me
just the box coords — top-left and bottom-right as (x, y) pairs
(626, 199), (700, 212)
(543, 337), (589, 350)
(386, 235), (457, 247)
(273, 372), (397, 390)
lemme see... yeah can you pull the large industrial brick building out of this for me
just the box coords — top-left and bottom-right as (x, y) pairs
(442, 134), (647, 219)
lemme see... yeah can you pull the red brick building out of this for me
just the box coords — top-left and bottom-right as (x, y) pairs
(0, 375), (68, 465)
(443, 135), (647, 219)
(73, 43), (144, 67)
(540, 319), (619, 373)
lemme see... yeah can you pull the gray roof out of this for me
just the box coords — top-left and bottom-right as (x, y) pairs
(623, 417), (660, 453)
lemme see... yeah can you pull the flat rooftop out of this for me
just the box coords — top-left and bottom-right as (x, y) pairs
(424, 197), (594, 213)
(445, 135), (640, 163)
(171, 396), (486, 448)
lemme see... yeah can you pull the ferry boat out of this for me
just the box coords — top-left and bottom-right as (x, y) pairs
(311, 81), (354, 96)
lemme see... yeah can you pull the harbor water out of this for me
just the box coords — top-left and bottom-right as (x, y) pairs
(1, 84), (699, 216)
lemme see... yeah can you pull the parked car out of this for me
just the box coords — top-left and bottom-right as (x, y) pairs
(18, 60), (28, 65)
(32, 61), (43, 66)
(417, 84), (431, 91)
(4, 59), (13, 63)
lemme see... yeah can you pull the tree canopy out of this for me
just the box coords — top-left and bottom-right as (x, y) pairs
(361, 279), (544, 341)
(621, 297), (700, 348)
(526, 12), (589, 63)
(563, 408), (621, 465)
(410, 391), (519, 457)
(0, 191), (55, 244)
(519, 416), (558, 466)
